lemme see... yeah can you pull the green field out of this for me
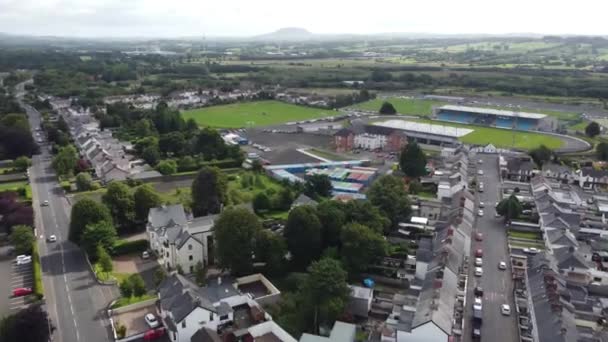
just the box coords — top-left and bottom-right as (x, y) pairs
(181, 100), (335, 128)
(569, 121), (589, 131)
(352, 98), (445, 116)
(395, 118), (564, 150)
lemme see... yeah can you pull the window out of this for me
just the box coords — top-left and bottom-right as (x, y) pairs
(166, 252), (169, 258)
(594, 277), (602, 282)
(210, 313), (214, 321)
(190, 266), (193, 273)
(188, 244), (193, 250)
(189, 255), (193, 261)
(220, 314), (228, 320)
(182, 320), (186, 328)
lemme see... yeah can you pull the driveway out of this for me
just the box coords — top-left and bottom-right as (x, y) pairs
(113, 255), (160, 290)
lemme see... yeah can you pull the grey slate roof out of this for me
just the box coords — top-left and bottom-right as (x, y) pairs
(148, 204), (188, 230)
(581, 167), (608, 179)
(554, 247), (589, 270)
(191, 327), (221, 342)
(292, 193), (318, 207)
(411, 267), (458, 334)
(416, 237), (433, 263)
(546, 229), (579, 248)
(507, 157), (535, 173)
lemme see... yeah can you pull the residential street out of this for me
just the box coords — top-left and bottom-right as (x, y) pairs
(476, 154), (519, 342)
(25, 103), (117, 342)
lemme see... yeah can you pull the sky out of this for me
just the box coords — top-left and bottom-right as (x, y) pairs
(0, 0), (607, 38)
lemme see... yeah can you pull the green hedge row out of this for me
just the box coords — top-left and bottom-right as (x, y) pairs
(32, 243), (44, 299)
(112, 239), (149, 256)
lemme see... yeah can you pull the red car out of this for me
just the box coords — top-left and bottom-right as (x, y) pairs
(475, 249), (483, 258)
(475, 233), (483, 241)
(143, 328), (165, 341)
(13, 287), (33, 297)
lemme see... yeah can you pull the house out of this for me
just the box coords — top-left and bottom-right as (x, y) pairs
(291, 193), (318, 209)
(502, 156), (536, 182)
(332, 124), (407, 153)
(347, 285), (373, 318)
(299, 321), (356, 342)
(334, 129), (354, 152)
(158, 274), (294, 342)
(542, 163), (574, 184)
(577, 167), (608, 190)
(147, 204), (215, 273)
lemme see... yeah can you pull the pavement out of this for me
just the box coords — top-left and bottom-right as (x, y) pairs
(24, 103), (118, 342)
(462, 154), (519, 342)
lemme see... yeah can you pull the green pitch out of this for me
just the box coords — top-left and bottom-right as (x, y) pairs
(352, 98), (445, 116)
(181, 100), (336, 128)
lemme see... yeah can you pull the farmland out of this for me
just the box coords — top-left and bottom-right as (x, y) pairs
(181, 100), (335, 128)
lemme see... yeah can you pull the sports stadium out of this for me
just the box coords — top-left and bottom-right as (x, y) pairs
(434, 105), (558, 132)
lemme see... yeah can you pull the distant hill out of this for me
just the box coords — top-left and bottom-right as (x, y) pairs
(252, 27), (316, 41)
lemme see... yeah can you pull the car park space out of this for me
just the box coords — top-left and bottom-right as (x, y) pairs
(8, 255), (34, 313)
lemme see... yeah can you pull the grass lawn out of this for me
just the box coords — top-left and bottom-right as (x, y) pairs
(508, 230), (542, 240)
(94, 262), (130, 283)
(0, 180), (28, 191)
(226, 172), (285, 205)
(398, 118), (564, 150)
(181, 100), (335, 128)
(72, 188), (106, 203)
(111, 294), (156, 309)
(307, 148), (352, 161)
(510, 241), (545, 249)
(569, 121), (589, 131)
(352, 98), (445, 116)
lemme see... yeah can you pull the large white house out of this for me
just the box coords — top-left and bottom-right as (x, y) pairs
(146, 204), (215, 274)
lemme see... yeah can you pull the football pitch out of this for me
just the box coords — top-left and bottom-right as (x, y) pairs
(181, 100), (335, 128)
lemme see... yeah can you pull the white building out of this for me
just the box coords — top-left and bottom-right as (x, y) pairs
(354, 133), (386, 150)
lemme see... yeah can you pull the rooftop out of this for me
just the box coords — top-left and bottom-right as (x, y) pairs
(439, 105), (547, 120)
(373, 120), (473, 138)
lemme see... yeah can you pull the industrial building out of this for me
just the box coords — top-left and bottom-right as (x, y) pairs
(435, 105), (558, 132)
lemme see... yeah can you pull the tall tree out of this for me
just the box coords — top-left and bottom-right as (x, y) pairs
(399, 142), (427, 178)
(9, 225), (35, 255)
(213, 207), (260, 275)
(81, 221), (118, 260)
(529, 144), (553, 168)
(379, 101), (397, 115)
(69, 198), (112, 243)
(191, 166), (227, 216)
(75, 172), (93, 191)
(304, 174), (332, 199)
(285, 205), (322, 269)
(52, 145), (78, 176)
(102, 181), (135, 231)
(344, 200), (390, 235)
(316, 200), (346, 249)
(585, 121), (600, 138)
(367, 175), (411, 230)
(0, 304), (52, 342)
(97, 245), (114, 276)
(253, 192), (272, 214)
(340, 223), (387, 274)
(133, 184), (162, 222)
(255, 230), (287, 275)
(496, 194), (523, 223)
(12, 156), (31, 171)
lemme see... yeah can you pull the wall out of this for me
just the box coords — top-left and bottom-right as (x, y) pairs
(175, 307), (213, 342)
(176, 237), (205, 274)
(110, 298), (158, 315)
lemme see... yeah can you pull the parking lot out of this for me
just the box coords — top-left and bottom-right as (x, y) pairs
(0, 245), (34, 316)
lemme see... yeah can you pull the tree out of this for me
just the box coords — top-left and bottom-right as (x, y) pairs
(194, 262), (207, 286)
(274, 188), (294, 211)
(134, 118), (156, 138)
(153, 267), (167, 287)
(598, 142), (608, 161)
(102, 181), (135, 231)
(367, 175), (411, 230)
(213, 207), (261, 275)
(340, 223), (387, 274)
(52, 145), (78, 176)
(97, 245), (113, 275)
(75, 172), (93, 191)
(81, 221), (117, 260)
(133, 184), (162, 222)
(316, 200), (346, 249)
(119, 278), (133, 298)
(142, 145), (160, 166)
(585, 121), (600, 138)
(156, 159), (177, 175)
(304, 174), (332, 199)
(129, 274), (147, 297)
(529, 145), (553, 168)
(344, 200), (391, 235)
(251, 159), (263, 173)
(159, 132), (187, 156)
(304, 257), (350, 332)
(285, 205), (322, 269)
(69, 198), (112, 243)
(253, 192), (272, 213)
(255, 230), (287, 275)
(0, 304), (51, 342)
(12, 156), (31, 171)
(399, 142), (427, 178)
(191, 166), (227, 216)
(496, 194), (523, 223)
(379, 101), (397, 115)
(9, 225), (34, 255)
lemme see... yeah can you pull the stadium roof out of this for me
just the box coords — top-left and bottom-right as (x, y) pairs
(373, 120), (473, 138)
(439, 105), (547, 120)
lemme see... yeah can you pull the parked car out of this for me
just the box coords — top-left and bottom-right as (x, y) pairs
(479, 201), (485, 208)
(16, 255), (32, 265)
(477, 170), (484, 176)
(142, 251), (150, 259)
(478, 209), (484, 217)
(145, 314), (159, 328)
(47, 235), (57, 243)
(474, 267), (483, 277)
(473, 297), (482, 311)
(12, 287), (33, 297)
(501, 304), (511, 316)
(474, 286), (484, 297)
(143, 328), (165, 341)
(498, 261), (507, 270)
(41, 200), (49, 207)
(475, 249), (483, 258)
(523, 247), (539, 255)
(475, 258), (483, 267)
(478, 159), (483, 164)
(475, 233), (483, 241)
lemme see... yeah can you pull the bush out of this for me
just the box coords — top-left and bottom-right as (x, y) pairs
(60, 180), (71, 192)
(32, 243), (43, 299)
(156, 160), (178, 175)
(116, 323), (127, 338)
(112, 239), (149, 256)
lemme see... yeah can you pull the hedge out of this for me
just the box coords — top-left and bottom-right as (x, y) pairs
(112, 239), (149, 256)
(32, 243), (44, 299)
(177, 158), (243, 172)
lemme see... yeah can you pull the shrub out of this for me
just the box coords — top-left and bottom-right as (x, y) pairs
(119, 279), (133, 298)
(116, 323), (127, 338)
(112, 239), (149, 256)
(156, 160), (177, 175)
(60, 181), (71, 192)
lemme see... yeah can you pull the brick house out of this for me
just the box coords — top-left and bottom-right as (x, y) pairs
(334, 128), (354, 152)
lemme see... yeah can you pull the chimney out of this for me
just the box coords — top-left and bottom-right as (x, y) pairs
(218, 277), (222, 286)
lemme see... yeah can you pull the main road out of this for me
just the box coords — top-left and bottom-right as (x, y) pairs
(24, 102), (116, 342)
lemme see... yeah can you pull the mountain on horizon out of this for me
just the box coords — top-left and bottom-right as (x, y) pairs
(252, 27), (316, 41)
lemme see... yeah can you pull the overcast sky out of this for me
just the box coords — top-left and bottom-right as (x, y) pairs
(0, 0), (607, 38)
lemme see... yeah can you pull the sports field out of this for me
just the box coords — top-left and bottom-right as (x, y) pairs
(405, 118), (564, 150)
(181, 100), (335, 128)
(352, 98), (445, 116)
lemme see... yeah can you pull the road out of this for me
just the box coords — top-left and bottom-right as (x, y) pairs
(25, 103), (116, 342)
(475, 154), (519, 342)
